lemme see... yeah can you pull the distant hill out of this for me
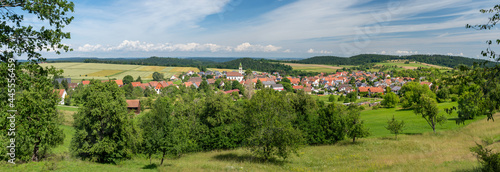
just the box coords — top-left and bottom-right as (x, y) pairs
(294, 54), (498, 68)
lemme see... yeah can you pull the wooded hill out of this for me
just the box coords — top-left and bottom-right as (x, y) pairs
(294, 54), (498, 68)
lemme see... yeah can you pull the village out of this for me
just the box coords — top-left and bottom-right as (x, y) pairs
(52, 63), (434, 114)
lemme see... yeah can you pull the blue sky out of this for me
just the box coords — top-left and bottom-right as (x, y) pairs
(37, 0), (500, 59)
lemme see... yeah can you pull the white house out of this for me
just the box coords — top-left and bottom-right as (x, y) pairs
(54, 89), (67, 105)
(226, 72), (244, 82)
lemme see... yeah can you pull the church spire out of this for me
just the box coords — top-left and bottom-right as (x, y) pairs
(239, 62), (243, 74)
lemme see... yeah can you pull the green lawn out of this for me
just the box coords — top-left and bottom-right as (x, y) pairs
(56, 105), (78, 112)
(361, 102), (486, 137)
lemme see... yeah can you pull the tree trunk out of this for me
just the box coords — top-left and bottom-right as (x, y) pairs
(352, 136), (356, 143)
(160, 151), (165, 165)
(149, 154), (152, 164)
(32, 141), (40, 162)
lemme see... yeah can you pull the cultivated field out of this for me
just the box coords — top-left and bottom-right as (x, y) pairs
(283, 63), (348, 73)
(40, 63), (200, 81)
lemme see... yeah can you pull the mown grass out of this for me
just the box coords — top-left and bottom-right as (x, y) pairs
(2, 105), (497, 171)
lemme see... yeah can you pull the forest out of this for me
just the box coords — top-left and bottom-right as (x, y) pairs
(294, 54), (498, 68)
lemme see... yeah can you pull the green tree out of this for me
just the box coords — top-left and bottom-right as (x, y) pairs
(346, 105), (370, 142)
(328, 95), (336, 102)
(136, 76), (142, 83)
(123, 75), (134, 85)
(0, 0), (74, 162)
(281, 78), (291, 83)
(140, 97), (194, 165)
(1, 65), (65, 162)
(436, 87), (449, 102)
(61, 79), (69, 91)
(280, 82), (293, 92)
(224, 80), (232, 91)
(152, 72), (164, 81)
(385, 116), (405, 139)
(244, 89), (304, 160)
(413, 94), (446, 133)
(381, 92), (400, 108)
(400, 82), (436, 109)
(70, 81), (140, 163)
(317, 103), (348, 144)
(255, 79), (263, 89)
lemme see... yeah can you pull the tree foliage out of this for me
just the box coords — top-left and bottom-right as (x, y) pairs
(123, 75), (134, 85)
(244, 89), (304, 160)
(385, 116), (405, 139)
(381, 92), (399, 108)
(70, 81), (140, 163)
(413, 94), (446, 133)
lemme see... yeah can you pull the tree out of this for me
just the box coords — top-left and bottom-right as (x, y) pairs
(279, 82), (293, 92)
(140, 97), (194, 165)
(381, 92), (400, 108)
(281, 78), (291, 84)
(328, 95), (336, 102)
(385, 116), (405, 139)
(0, 0), (74, 162)
(223, 80), (232, 91)
(413, 94), (446, 133)
(123, 75), (134, 85)
(70, 81), (140, 163)
(244, 89), (304, 160)
(436, 87), (449, 102)
(136, 76), (142, 83)
(61, 79), (69, 91)
(255, 79), (263, 89)
(1, 65), (65, 162)
(346, 105), (370, 142)
(400, 82), (436, 109)
(152, 72), (164, 81)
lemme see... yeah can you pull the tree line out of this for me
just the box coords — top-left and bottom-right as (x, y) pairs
(293, 54), (498, 68)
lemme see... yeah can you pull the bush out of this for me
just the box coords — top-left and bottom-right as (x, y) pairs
(451, 95), (458, 102)
(471, 143), (500, 172)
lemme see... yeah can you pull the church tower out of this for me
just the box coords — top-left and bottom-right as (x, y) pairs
(239, 62), (243, 74)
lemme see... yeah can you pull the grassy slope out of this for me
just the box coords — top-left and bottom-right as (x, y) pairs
(2, 105), (497, 171)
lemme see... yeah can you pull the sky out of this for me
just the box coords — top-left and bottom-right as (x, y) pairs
(35, 0), (500, 59)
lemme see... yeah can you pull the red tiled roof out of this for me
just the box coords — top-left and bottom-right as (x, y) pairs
(358, 87), (369, 92)
(227, 72), (243, 77)
(113, 80), (123, 85)
(149, 81), (159, 87)
(224, 89), (240, 94)
(82, 81), (90, 85)
(369, 87), (384, 93)
(420, 82), (432, 86)
(293, 85), (304, 90)
(184, 82), (193, 87)
(53, 89), (65, 98)
(126, 100), (140, 108)
(131, 82), (141, 87)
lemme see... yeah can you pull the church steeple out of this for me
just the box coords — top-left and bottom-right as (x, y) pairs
(239, 62), (243, 74)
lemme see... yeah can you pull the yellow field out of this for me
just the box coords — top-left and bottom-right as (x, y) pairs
(170, 67), (200, 73)
(86, 70), (123, 77)
(208, 68), (237, 72)
(284, 63), (348, 73)
(40, 63), (202, 81)
(135, 66), (166, 72)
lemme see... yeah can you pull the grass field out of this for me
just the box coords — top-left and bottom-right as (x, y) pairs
(283, 63), (351, 73)
(2, 109), (497, 171)
(40, 63), (201, 81)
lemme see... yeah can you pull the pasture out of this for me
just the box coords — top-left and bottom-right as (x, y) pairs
(40, 63), (200, 81)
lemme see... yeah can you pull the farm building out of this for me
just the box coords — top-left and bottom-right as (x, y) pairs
(54, 89), (67, 105)
(126, 100), (141, 114)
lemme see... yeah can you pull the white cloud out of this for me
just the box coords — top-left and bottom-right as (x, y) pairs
(283, 49), (292, 53)
(76, 40), (282, 53)
(234, 42), (282, 52)
(307, 48), (332, 54)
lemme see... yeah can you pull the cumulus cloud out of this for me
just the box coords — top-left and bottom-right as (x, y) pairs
(76, 40), (282, 53)
(307, 48), (332, 54)
(234, 42), (281, 52)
